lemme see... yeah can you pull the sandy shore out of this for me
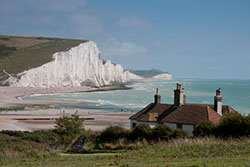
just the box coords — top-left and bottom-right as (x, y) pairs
(0, 86), (133, 131)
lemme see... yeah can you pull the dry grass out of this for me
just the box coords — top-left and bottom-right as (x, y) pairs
(1, 137), (249, 167)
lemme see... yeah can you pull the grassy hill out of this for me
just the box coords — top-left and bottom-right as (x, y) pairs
(1, 137), (249, 167)
(0, 34), (87, 85)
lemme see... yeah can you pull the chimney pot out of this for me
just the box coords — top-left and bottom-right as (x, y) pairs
(214, 88), (222, 115)
(174, 83), (186, 106)
(154, 88), (161, 105)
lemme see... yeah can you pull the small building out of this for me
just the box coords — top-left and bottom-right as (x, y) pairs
(129, 83), (236, 135)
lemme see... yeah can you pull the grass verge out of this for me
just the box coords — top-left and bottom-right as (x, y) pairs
(0, 137), (249, 167)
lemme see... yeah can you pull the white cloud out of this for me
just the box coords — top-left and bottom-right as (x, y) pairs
(116, 15), (151, 28)
(102, 38), (147, 57)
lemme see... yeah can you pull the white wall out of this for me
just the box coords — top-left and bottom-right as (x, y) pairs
(131, 120), (194, 136)
(182, 124), (194, 136)
(163, 122), (177, 129)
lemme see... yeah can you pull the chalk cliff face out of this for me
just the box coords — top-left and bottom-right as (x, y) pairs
(9, 41), (141, 87)
(152, 73), (172, 80)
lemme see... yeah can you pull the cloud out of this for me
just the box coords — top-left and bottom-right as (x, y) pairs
(102, 38), (147, 57)
(116, 15), (151, 28)
(0, 0), (105, 38)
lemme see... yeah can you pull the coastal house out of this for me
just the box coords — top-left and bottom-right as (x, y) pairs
(129, 83), (236, 135)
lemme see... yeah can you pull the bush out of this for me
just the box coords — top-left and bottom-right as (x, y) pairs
(0, 44), (16, 59)
(169, 129), (188, 139)
(0, 134), (54, 159)
(23, 130), (62, 149)
(96, 126), (129, 143)
(130, 124), (152, 141)
(151, 124), (172, 141)
(193, 121), (216, 137)
(54, 114), (85, 146)
(216, 113), (249, 138)
(1, 130), (63, 149)
(246, 115), (250, 135)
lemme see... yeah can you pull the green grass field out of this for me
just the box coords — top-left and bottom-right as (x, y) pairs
(1, 137), (249, 167)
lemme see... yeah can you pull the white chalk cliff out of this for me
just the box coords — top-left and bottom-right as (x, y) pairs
(8, 41), (141, 87)
(152, 73), (172, 80)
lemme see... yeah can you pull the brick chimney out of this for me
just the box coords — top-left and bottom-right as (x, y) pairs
(174, 83), (186, 106)
(154, 88), (161, 105)
(214, 88), (222, 116)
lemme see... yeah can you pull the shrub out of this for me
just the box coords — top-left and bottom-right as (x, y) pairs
(0, 130), (63, 149)
(193, 121), (216, 137)
(96, 126), (129, 143)
(54, 114), (85, 136)
(54, 114), (85, 146)
(22, 130), (62, 149)
(151, 124), (172, 141)
(169, 129), (188, 139)
(0, 44), (16, 59)
(246, 115), (250, 135)
(130, 124), (152, 141)
(0, 130), (27, 138)
(216, 113), (249, 138)
(0, 134), (54, 159)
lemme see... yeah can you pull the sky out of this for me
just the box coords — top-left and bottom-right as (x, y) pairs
(0, 0), (250, 79)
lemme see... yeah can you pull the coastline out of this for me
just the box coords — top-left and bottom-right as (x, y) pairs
(0, 83), (133, 132)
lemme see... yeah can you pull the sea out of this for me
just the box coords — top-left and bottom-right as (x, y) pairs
(21, 79), (250, 115)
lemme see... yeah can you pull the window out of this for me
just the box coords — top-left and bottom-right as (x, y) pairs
(132, 123), (137, 128)
(177, 123), (183, 129)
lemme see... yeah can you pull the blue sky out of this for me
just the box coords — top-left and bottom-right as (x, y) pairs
(0, 0), (250, 79)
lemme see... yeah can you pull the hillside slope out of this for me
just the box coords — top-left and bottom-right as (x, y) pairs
(0, 34), (86, 85)
(0, 34), (141, 87)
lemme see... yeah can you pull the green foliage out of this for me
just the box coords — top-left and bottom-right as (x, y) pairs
(1, 137), (250, 167)
(54, 114), (85, 146)
(216, 113), (250, 138)
(54, 114), (85, 136)
(130, 124), (152, 141)
(0, 44), (16, 59)
(1, 130), (63, 149)
(169, 128), (188, 139)
(96, 126), (129, 143)
(0, 134), (54, 159)
(193, 121), (216, 137)
(151, 124), (172, 141)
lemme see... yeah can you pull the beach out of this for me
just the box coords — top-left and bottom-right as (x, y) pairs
(0, 86), (133, 131)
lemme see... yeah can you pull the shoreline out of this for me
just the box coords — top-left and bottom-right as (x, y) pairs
(0, 83), (134, 132)
(0, 82), (132, 110)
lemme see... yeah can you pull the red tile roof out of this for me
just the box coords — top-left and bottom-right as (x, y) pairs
(129, 103), (172, 122)
(130, 103), (236, 125)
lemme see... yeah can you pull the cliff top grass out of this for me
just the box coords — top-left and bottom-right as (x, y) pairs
(0, 34), (87, 82)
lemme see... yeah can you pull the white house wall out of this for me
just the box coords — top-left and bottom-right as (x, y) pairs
(163, 122), (176, 129)
(182, 124), (194, 136)
(130, 120), (194, 136)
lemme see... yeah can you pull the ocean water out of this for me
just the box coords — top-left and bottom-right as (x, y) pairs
(22, 79), (250, 114)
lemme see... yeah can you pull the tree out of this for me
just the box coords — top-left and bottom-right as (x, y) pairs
(216, 113), (249, 138)
(54, 114), (85, 146)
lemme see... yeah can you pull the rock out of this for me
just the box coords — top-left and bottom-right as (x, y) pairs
(8, 41), (141, 87)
